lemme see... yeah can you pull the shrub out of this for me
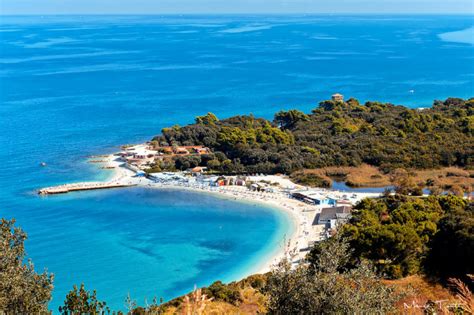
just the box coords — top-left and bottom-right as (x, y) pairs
(202, 281), (242, 305)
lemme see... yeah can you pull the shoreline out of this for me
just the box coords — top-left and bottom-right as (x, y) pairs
(144, 185), (303, 275)
(89, 153), (317, 275)
(40, 152), (381, 279)
(105, 154), (309, 274)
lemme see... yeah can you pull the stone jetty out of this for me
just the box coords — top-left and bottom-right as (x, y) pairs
(38, 182), (135, 195)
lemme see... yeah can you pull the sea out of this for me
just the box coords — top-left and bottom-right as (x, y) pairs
(0, 14), (473, 311)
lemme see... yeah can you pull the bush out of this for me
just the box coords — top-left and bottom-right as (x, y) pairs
(426, 202), (474, 280)
(0, 218), (54, 314)
(342, 195), (470, 279)
(265, 236), (400, 314)
(202, 281), (242, 305)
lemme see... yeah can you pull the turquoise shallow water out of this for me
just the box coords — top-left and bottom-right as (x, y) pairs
(0, 14), (473, 311)
(23, 187), (292, 310)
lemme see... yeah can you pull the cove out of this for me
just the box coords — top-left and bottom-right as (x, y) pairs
(17, 187), (293, 311)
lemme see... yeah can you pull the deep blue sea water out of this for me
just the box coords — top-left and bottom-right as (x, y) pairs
(0, 14), (473, 311)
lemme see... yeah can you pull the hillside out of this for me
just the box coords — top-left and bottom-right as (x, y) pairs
(155, 274), (463, 315)
(151, 97), (473, 180)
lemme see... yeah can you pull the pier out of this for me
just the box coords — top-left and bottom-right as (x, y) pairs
(38, 182), (135, 195)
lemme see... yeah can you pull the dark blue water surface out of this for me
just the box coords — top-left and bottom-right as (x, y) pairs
(0, 15), (473, 311)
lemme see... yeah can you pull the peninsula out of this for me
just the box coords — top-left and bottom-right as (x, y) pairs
(124, 95), (473, 195)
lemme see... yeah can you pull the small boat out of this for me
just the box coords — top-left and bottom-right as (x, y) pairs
(40, 162), (47, 167)
(409, 89), (415, 94)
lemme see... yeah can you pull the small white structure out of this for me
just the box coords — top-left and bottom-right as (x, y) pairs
(332, 93), (344, 102)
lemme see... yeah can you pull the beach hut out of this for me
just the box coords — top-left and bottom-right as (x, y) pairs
(291, 191), (336, 205)
(235, 177), (246, 186)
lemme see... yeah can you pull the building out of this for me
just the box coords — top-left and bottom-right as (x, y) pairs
(120, 145), (157, 168)
(315, 206), (352, 229)
(331, 93), (344, 102)
(190, 147), (210, 154)
(125, 155), (155, 167)
(290, 190), (337, 206)
(155, 145), (210, 156)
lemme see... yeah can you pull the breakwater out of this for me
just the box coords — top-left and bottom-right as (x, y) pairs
(38, 182), (135, 195)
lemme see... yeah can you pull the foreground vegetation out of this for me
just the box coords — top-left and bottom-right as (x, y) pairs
(2, 193), (473, 314)
(151, 97), (473, 193)
(0, 219), (53, 313)
(343, 195), (473, 280)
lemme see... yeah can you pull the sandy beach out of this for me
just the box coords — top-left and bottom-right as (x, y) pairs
(41, 153), (380, 275)
(99, 153), (313, 274)
(94, 153), (383, 275)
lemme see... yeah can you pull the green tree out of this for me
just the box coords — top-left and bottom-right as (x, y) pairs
(265, 236), (399, 314)
(174, 155), (202, 170)
(153, 97), (474, 175)
(342, 196), (445, 278)
(0, 218), (54, 314)
(195, 112), (218, 125)
(59, 284), (109, 314)
(390, 168), (422, 196)
(202, 281), (241, 305)
(427, 202), (474, 279)
(273, 109), (309, 129)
